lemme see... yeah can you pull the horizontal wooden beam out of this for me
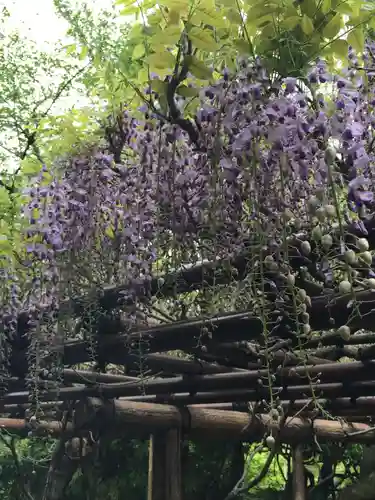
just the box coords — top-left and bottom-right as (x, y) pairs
(76, 398), (375, 444)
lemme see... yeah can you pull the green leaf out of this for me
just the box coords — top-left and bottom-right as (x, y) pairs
(321, 0), (331, 14)
(281, 16), (301, 30)
(233, 38), (253, 54)
(190, 8), (227, 28)
(301, 15), (314, 35)
(322, 13), (342, 39)
(151, 25), (182, 45)
(65, 43), (76, 56)
(119, 4), (139, 15)
(188, 27), (219, 51)
(132, 44), (145, 59)
(150, 79), (167, 94)
(335, 2), (355, 16)
(79, 45), (88, 60)
(147, 51), (176, 70)
(347, 28), (364, 53)
(225, 9), (243, 24)
(185, 55), (213, 79)
(299, 0), (317, 18)
(329, 38), (348, 59)
(176, 85), (199, 97)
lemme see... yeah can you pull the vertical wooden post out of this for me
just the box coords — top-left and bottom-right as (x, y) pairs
(148, 429), (182, 500)
(293, 445), (306, 500)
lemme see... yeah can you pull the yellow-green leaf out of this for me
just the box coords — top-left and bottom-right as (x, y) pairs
(132, 43), (145, 59)
(190, 9), (227, 29)
(168, 10), (180, 24)
(281, 16), (301, 30)
(301, 15), (314, 35)
(233, 38), (253, 54)
(120, 4), (139, 15)
(299, 0), (316, 18)
(322, 13), (342, 39)
(225, 9), (243, 24)
(329, 38), (348, 59)
(176, 85), (199, 97)
(147, 51), (176, 70)
(347, 29), (364, 53)
(321, 0), (331, 14)
(65, 43), (76, 56)
(150, 79), (167, 94)
(185, 55), (213, 80)
(188, 27), (219, 51)
(151, 25), (182, 45)
(335, 2), (355, 16)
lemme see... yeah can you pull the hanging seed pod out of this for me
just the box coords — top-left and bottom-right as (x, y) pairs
(286, 273), (295, 287)
(283, 209), (294, 222)
(325, 145), (337, 165)
(344, 249), (356, 265)
(324, 204), (336, 218)
(359, 251), (372, 266)
(298, 288), (307, 301)
(266, 435), (276, 449)
(339, 280), (352, 294)
(308, 196), (320, 213)
(321, 234), (333, 251)
(301, 312), (310, 324)
(312, 225), (322, 242)
(269, 409), (279, 421)
(303, 324), (311, 335)
(301, 240), (311, 255)
(367, 278), (375, 290)
(264, 255), (277, 270)
(316, 207), (326, 222)
(305, 295), (312, 308)
(357, 237), (369, 252)
(338, 325), (351, 341)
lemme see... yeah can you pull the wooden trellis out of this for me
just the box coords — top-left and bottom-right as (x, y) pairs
(3, 217), (375, 499)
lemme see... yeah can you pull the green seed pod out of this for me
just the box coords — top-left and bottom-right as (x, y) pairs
(286, 273), (295, 287)
(357, 238), (369, 252)
(298, 288), (307, 301)
(367, 278), (375, 290)
(344, 250), (356, 265)
(301, 312), (310, 324)
(312, 225), (322, 242)
(324, 204), (336, 218)
(321, 234), (333, 251)
(359, 251), (372, 266)
(316, 207), (326, 222)
(266, 435), (276, 449)
(339, 280), (352, 295)
(303, 324), (311, 335)
(338, 325), (351, 341)
(308, 196), (320, 213)
(325, 146), (337, 165)
(301, 240), (311, 256)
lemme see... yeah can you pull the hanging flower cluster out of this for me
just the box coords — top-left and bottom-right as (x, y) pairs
(1, 41), (375, 382)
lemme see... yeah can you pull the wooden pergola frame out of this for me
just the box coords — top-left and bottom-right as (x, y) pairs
(3, 214), (375, 499)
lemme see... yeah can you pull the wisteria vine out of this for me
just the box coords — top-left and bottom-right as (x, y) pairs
(1, 41), (375, 408)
